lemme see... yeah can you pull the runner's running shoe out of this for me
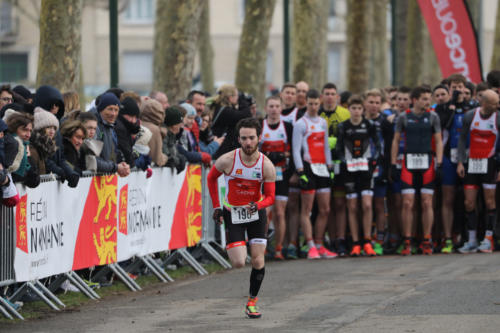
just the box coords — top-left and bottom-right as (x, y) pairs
(363, 242), (377, 256)
(441, 239), (454, 254)
(478, 236), (493, 253)
(373, 242), (384, 255)
(420, 241), (433, 255)
(299, 244), (309, 258)
(335, 239), (347, 257)
(458, 241), (478, 254)
(307, 246), (320, 259)
(245, 297), (262, 319)
(350, 245), (361, 257)
(286, 244), (298, 259)
(317, 246), (338, 259)
(274, 251), (285, 260)
(400, 239), (411, 256)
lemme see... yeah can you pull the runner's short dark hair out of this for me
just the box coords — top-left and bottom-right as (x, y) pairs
(306, 89), (320, 100)
(410, 86), (432, 100)
(347, 95), (364, 107)
(321, 82), (337, 92)
(236, 117), (262, 137)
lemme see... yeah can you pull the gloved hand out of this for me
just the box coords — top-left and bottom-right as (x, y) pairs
(267, 152), (286, 164)
(435, 163), (443, 185)
(66, 172), (80, 188)
(390, 164), (400, 183)
(247, 201), (258, 215)
(201, 152), (212, 165)
(0, 168), (8, 186)
(328, 136), (337, 150)
(146, 167), (153, 178)
(298, 170), (309, 190)
(328, 165), (335, 185)
(213, 208), (223, 225)
(135, 154), (152, 171)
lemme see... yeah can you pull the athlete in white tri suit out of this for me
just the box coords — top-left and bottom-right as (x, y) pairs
(292, 89), (337, 260)
(457, 90), (500, 253)
(207, 117), (276, 319)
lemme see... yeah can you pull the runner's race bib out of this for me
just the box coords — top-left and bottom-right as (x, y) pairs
(468, 158), (488, 174)
(231, 206), (259, 224)
(346, 158), (369, 172)
(310, 163), (330, 177)
(406, 154), (429, 170)
(333, 162), (341, 175)
(396, 154), (404, 170)
(275, 166), (283, 181)
(450, 148), (458, 164)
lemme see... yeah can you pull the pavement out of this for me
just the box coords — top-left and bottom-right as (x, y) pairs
(3, 253), (500, 333)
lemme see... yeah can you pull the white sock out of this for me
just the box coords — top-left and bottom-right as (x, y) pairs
(307, 240), (315, 249)
(468, 230), (477, 244)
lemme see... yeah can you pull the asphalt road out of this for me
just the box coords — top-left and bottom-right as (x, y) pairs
(3, 253), (500, 333)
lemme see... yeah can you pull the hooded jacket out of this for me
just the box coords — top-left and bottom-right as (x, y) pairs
(140, 99), (168, 166)
(90, 108), (124, 166)
(33, 85), (65, 120)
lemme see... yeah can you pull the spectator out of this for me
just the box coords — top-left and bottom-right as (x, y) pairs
(163, 106), (186, 173)
(13, 85), (33, 104)
(210, 84), (252, 158)
(33, 85), (65, 120)
(115, 97), (141, 167)
(60, 120), (87, 172)
(90, 92), (130, 177)
(177, 103), (211, 166)
(199, 110), (224, 157)
(0, 118), (19, 207)
(140, 99), (168, 167)
(149, 91), (170, 110)
(121, 91), (142, 108)
(29, 107), (59, 176)
(63, 91), (81, 117)
(0, 85), (13, 110)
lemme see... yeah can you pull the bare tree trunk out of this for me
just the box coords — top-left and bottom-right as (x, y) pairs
(198, 1), (214, 94)
(153, 0), (204, 104)
(420, 21), (441, 86)
(37, 0), (82, 92)
(393, 1), (408, 86)
(368, 0), (388, 89)
(235, 0), (276, 109)
(292, 0), (329, 90)
(403, 0), (423, 87)
(491, 1), (500, 69)
(346, 0), (368, 93)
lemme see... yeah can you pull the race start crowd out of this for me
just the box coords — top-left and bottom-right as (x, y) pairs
(1, 70), (500, 261)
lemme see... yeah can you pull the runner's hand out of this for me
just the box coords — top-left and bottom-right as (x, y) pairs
(245, 201), (258, 215)
(298, 171), (309, 190)
(213, 208), (223, 225)
(457, 163), (465, 178)
(390, 164), (400, 183)
(328, 165), (335, 185)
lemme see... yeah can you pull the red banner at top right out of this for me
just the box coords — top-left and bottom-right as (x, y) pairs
(417, 0), (483, 83)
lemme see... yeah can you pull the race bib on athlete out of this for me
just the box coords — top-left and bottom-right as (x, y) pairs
(346, 158), (369, 172)
(450, 148), (458, 164)
(468, 158), (488, 174)
(310, 163), (329, 177)
(406, 154), (429, 170)
(396, 154), (404, 170)
(231, 206), (259, 224)
(275, 166), (283, 181)
(333, 162), (341, 175)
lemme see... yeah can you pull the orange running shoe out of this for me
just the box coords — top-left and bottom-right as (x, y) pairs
(420, 240), (433, 255)
(274, 251), (285, 260)
(363, 242), (377, 256)
(350, 244), (361, 257)
(245, 297), (262, 319)
(401, 239), (412, 256)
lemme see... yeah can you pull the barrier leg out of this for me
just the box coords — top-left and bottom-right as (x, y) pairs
(10, 282), (60, 311)
(145, 255), (174, 282)
(0, 303), (13, 320)
(109, 264), (141, 291)
(177, 248), (208, 275)
(200, 241), (232, 269)
(0, 297), (23, 320)
(66, 272), (100, 300)
(34, 280), (65, 308)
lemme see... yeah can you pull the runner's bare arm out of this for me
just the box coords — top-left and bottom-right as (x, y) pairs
(391, 132), (401, 165)
(244, 156), (276, 212)
(214, 151), (236, 174)
(262, 155), (277, 183)
(208, 151), (236, 209)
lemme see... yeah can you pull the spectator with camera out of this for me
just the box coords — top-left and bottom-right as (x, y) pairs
(163, 106), (186, 173)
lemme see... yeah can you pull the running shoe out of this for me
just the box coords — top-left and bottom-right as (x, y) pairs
(274, 251), (285, 260)
(335, 239), (347, 257)
(458, 241), (478, 254)
(307, 246), (320, 259)
(373, 242), (384, 256)
(286, 244), (298, 259)
(441, 239), (454, 254)
(478, 236), (493, 253)
(363, 242), (377, 256)
(383, 239), (399, 254)
(420, 240), (433, 255)
(245, 297), (262, 319)
(400, 239), (412, 256)
(317, 246), (338, 259)
(350, 244), (361, 257)
(299, 244), (309, 258)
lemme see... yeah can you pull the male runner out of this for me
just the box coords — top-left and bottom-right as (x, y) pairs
(391, 86), (443, 255)
(318, 82), (351, 255)
(293, 89), (337, 259)
(207, 118), (276, 318)
(457, 90), (500, 253)
(337, 95), (381, 256)
(280, 83), (300, 125)
(260, 96), (293, 260)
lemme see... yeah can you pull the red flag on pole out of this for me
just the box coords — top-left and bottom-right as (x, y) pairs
(417, 0), (483, 83)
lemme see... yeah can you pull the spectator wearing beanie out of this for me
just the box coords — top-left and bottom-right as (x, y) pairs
(13, 85), (33, 104)
(90, 92), (130, 177)
(177, 103), (211, 166)
(140, 99), (168, 167)
(29, 107), (59, 176)
(163, 106), (186, 173)
(115, 97), (141, 167)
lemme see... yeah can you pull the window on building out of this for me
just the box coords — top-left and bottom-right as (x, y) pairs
(0, 0), (12, 35)
(266, 50), (273, 83)
(328, 0), (336, 31)
(327, 45), (341, 83)
(121, 51), (152, 84)
(0, 53), (28, 82)
(123, 0), (154, 24)
(239, 0), (247, 23)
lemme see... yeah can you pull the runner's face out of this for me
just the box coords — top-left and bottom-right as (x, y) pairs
(280, 87), (296, 107)
(389, 91), (398, 109)
(321, 88), (337, 109)
(265, 99), (282, 120)
(463, 88), (472, 101)
(238, 127), (259, 156)
(296, 82), (309, 106)
(397, 93), (410, 111)
(433, 88), (450, 105)
(363, 95), (381, 117)
(414, 93), (431, 111)
(348, 104), (364, 119)
(306, 97), (321, 114)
